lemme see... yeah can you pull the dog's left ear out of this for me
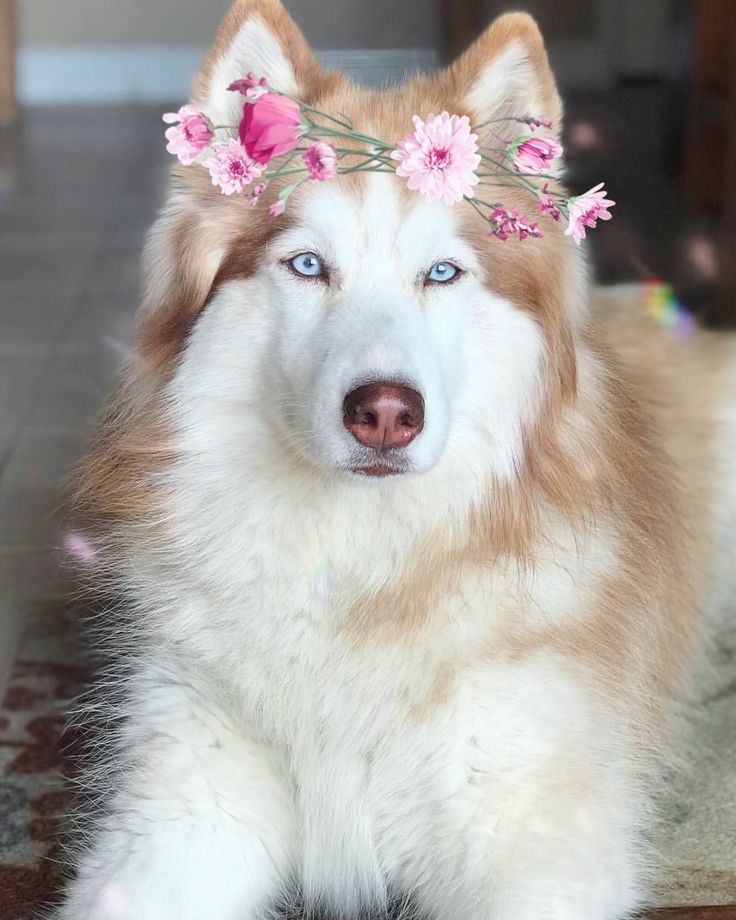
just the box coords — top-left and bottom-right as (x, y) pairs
(443, 12), (562, 140)
(192, 0), (325, 128)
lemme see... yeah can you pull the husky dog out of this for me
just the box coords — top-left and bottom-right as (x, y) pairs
(57, 2), (736, 918)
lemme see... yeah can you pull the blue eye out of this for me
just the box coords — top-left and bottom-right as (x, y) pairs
(426, 261), (459, 283)
(289, 252), (325, 278)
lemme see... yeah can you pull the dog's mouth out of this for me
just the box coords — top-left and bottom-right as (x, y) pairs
(346, 449), (413, 478)
(352, 462), (405, 477)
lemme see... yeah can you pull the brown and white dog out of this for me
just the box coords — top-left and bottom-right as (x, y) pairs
(58, 2), (736, 918)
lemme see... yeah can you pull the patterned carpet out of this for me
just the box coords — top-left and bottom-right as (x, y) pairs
(0, 602), (87, 920)
(0, 591), (734, 919)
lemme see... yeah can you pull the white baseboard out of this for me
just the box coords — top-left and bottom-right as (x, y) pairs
(17, 45), (439, 105)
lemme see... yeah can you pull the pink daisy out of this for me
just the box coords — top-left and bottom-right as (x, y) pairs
(391, 112), (480, 206)
(162, 104), (213, 165)
(564, 183), (615, 245)
(509, 136), (563, 175)
(202, 139), (264, 196)
(303, 141), (338, 181)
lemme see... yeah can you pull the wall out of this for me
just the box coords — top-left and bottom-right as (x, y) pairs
(17, 0), (441, 103)
(19, 0), (440, 50)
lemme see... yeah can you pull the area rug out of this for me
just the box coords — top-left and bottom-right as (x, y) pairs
(0, 599), (87, 920)
(0, 588), (734, 919)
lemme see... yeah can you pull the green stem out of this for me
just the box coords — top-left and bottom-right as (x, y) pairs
(264, 166), (310, 179)
(305, 121), (394, 150)
(466, 197), (491, 225)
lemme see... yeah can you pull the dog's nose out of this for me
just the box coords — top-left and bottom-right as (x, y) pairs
(343, 382), (424, 450)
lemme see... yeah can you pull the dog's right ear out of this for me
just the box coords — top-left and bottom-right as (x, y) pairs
(443, 13), (562, 142)
(192, 0), (325, 128)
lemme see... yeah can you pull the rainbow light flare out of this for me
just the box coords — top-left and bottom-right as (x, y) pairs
(643, 277), (696, 339)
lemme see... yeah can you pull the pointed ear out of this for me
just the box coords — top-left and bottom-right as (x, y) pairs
(192, 0), (325, 128)
(443, 13), (562, 139)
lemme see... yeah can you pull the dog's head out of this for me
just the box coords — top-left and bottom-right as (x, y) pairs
(83, 0), (585, 530)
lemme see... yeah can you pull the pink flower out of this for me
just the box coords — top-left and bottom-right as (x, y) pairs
(391, 112), (480, 206)
(269, 199), (286, 219)
(303, 141), (338, 181)
(63, 531), (98, 563)
(228, 73), (268, 102)
(509, 136), (563, 174)
(249, 182), (267, 207)
(202, 139), (263, 195)
(488, 207), (543, 242)
(239, 93), (303, 164)
(564, 182), (615, 245)
(537, 183), (561, 222)
(162, 104), (213, 164)
(523, 114), (553, 129)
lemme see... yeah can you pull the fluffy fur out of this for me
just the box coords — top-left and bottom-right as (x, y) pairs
(57, 3), (736, 919)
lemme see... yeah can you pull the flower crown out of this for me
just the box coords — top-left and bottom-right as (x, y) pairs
(163, 74), (614, 245)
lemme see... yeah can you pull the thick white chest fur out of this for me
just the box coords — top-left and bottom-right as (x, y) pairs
(54, 270), (644, 920)
(74, 477), (633, 920)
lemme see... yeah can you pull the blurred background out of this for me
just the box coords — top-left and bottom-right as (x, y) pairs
(1, 1), (736, 916)
(1, 0), (736, 693)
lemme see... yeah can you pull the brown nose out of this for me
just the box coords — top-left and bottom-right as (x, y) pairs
(343, 382), (424, 450)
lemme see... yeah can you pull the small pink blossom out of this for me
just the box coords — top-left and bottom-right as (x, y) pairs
(249, 182), (267, 207)
(564, 182), (615, 245)
(391, 112), (480, 206)
(269, 199), (286, 219)
(523, 114), (553, 129)
(63, 531), (98, 563)
(303, 141), (338, 181)
(228, 73), (268, 102)
(509, 136), (563, 174)
(537, 182), (561, 222)
(240, 92), (303, 164)
(162, 104), (213, 164)
(488, 207), (543, 242)
(202, 139), (263, 195)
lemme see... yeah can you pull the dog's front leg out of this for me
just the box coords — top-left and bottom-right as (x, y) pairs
(56, 674), (295, 920)
(420, 753), (643, 920)
(407, 661), (647, 920)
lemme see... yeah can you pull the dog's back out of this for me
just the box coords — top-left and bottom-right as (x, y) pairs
(594, 284), (736, 605)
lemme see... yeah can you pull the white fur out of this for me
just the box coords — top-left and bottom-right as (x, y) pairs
(58, 35), (655, 920)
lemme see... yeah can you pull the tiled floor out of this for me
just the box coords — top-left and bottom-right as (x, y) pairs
(0, 105), (169, 691)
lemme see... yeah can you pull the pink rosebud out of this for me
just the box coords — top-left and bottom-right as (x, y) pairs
(564, 182), (615, 245)
(269, 199), (286, 219)
(523, 114), (553, 129)
(537, 182), (561, 222)
(202, 139), (264, 196)
(228, 73), (268, 102)
(302, 141), (338, 181)
(162, 104), (213, 165)
(391, 112), (480, 206)
(509, 136), (563, 174)
(249, 182), (267, 207)
(239, 93), (303, 164)
(488, 206), (543, 242)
